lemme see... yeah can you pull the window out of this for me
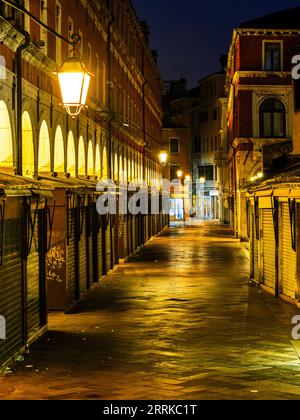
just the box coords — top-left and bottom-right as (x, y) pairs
(170, 165), (179, 180)
(213, 110), (217, 120)
(259, 98), (286, 138)
(264, 42), (281, 71)
(199, 165), (214, 181)
(170, 138), (179, 154)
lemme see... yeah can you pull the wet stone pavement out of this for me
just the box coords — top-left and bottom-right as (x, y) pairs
(1, 221), (300, 400)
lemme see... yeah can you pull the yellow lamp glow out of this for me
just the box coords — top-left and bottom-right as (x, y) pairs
(200, 177), (206, 184)
(185, 175), (191, 181)
(57, 48), (93, 117)
(177, 170), (183, 178)
(159, 149), (168, 167)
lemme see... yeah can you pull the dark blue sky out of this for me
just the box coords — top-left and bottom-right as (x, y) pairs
(132, 0), (300, 87)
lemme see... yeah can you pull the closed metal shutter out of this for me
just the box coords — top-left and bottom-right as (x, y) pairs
(96, 224), (102, 279)
(262, 209), (276, 291)
(280, 203), (297, 299)
(123, 215), (128, 258)
(252, 212), (260, 283)
(27, 211), (41, 335)
(152, 215), (156, 236)
(0, 218), (23, 366)
(106, 218), (111, 272)
(67, 208), (77, 304)
(132, 215), (136, 251)
(86, 205), (93, 289)
(148, 214), (152, 238)
(145, 214), (149, 241)
(79, 209), (87, 297)
(128, 215), (132, 254)
(118, 215), (124, 259)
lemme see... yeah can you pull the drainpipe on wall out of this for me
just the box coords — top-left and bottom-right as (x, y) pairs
(16, 27), (30, 176)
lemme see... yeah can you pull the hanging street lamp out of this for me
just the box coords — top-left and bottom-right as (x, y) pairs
(0, 2), (93, 118)
(57, 35), (94, 117)
(177, 170), (183, 179)
(159, 149), (168, 167)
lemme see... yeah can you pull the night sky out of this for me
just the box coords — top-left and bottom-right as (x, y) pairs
(132, 0), (300, 88)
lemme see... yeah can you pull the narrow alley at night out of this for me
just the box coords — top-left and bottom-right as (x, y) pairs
(3, 0), (300, 405)
(0, 222), (299, 400)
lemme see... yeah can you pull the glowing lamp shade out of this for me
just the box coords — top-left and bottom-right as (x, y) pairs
(58, 55), (92, 117)
(177, 170), (183, 178)
(159, 149), (168, 167)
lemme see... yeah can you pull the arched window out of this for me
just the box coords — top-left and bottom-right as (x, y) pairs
(87, 141), (94, 176)
(38, 121), (51, 173)
(123, 156), (127, 184)
(22, 111), (35, 177)
(114, 153), (118, 181)
(128, 157), (131, 182)
(259, 98), (286, 138)
(54, 126), (65, 174)
(102, 147), (108, 179)
(119, 155), (123, 183)
(95, 144), (101, 177)
(67, 132), (76, 176)
(78, 136), (86, 176)
(0, 101), (13, 170)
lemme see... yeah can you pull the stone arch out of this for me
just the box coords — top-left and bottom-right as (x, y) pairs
(95, 144), (101, 177)
(78, 136), (86, 176)
(54, 125), (65, 174)
(102, 146), (108, 179)
(87, 140), (94, 176)
(114, 153), (118, 181)
(119, 154), (123, 183)
(67, 131), (76, 176)
(0, 100), (13, 171)
(22, 111), (35, 177)
(38, 120), (51, 173)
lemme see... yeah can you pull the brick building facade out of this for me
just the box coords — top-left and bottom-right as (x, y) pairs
(0, 0), (167, 370)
